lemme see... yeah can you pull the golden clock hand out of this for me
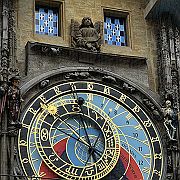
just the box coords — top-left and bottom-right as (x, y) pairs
(54, 115), (90, 147)
(85, 132), (101, 165)
(56, 108), (103, 156)
(54, 126), (91, 148)
(77, 100), (105, 156)
(70, 86), (92, 147)
(91, 133), (104, 162)
(40, 103), (90, 147)
(54, 111), (104, 165)
(77, 97), (92, 147)
(41, 103), (104, 156)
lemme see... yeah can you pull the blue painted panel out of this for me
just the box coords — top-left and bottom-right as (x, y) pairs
(35, 6), (59, 36)
(104, 16), (126, 46)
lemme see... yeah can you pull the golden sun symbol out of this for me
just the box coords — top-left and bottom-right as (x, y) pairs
(47, 104), (57, 115)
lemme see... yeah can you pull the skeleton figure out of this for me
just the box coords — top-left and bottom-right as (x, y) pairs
(163, 100), (177, 140)
(71, 17), (102, 52)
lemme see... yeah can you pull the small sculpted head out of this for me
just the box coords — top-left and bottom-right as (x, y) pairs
(81, 17), (94, 28)
(165, 100), (172, 108)
(10, 76), (20, 87)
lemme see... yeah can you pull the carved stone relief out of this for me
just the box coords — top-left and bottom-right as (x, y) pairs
(71, 17), (103, 52)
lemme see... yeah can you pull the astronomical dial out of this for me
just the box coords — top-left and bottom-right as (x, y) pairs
(18, 81), (163, 179)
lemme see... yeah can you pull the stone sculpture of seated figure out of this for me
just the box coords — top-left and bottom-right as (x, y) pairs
(71, 17), (101, 52)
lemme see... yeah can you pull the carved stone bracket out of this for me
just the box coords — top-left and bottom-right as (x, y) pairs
(122, 82), (136, 93)
(30, 43), (63, 56)
(102, 75), (117, 84)
(65, 71), (90, 80)
(28, 41), (146, 61)
(39, 79), (50, 89)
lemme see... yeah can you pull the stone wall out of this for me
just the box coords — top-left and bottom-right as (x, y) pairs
(16, 0), (158, 90)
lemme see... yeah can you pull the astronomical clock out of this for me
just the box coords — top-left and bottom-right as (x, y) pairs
(18, 68), (164, 180)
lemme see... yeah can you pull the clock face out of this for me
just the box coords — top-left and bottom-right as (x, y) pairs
(18, 81), (163, 180)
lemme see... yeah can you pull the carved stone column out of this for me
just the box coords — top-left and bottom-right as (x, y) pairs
(0, 1), (2, 64)
(0, 0), (20, 180)
(0, 0), (10, 179)
(157, 14), (180, 179)
(1, 0), (9, 82)
(8, 0), (18, 76)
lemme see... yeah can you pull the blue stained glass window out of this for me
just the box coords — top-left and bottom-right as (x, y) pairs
(104, 16), (126, 46)
(35, 5), (59, 36)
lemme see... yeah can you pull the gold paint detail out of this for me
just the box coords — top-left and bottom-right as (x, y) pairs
(104, 86), (111, 95)
(114, 104), (120, 110)
(19, 140), (27, 146)
(40, 128), (49, 141)
(54, 86), (61, 95)
(97, 162), (106, 171)
(49, 152), (59, 162)
(72, 104), (81, 112)
(134, 124), (143, 130)
(47, 104), (58, 115)
(151, 137), (159, 142)
(87, 93), (93, 102)
(39, 95), (47, 103)
(22, 158), (29, 164)
(142, 139), (149, 146)
(132, 105), (140, 113)
(22, 123), (29, 129)
(65, 166), (79, 176)
(154, 154), (162, 159)
(29, 108), (37, 115)
(154, 169), (161, 176)
(40, 103), (57, 115)
(142, 167), (150, 174)
(126, 112), (133, 120)
(87, 82), (94, 90)
(39, 172), (47, 177)
(119, 94), (127, 102)
(143, 120), (152, 127)
(84, 167), (95, 176)
(143, 154), (151, 159)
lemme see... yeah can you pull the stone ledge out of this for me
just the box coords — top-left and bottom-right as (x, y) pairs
(27, 41), (147, 64)
(24, 41), (148, 88)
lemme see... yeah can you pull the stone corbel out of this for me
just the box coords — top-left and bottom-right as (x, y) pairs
(65, 71), (90, 80)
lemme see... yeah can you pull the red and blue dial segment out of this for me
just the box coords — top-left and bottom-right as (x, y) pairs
(18, 81), (163, 179)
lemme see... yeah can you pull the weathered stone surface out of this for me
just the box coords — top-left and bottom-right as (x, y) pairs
(24, 42), (149, 87)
